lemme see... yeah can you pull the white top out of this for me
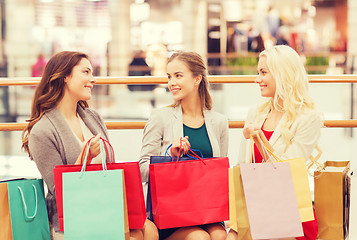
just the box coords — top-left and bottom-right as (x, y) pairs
(74, 116), (102, 164)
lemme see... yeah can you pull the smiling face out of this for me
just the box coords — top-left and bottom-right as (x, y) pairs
(167, 59), (200, 102)
(255, 56), (276, 98)
(64, 58), (95, 102)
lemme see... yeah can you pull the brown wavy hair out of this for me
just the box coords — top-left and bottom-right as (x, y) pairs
(168, 51), (212, 110)
(22, 51), (89, 154)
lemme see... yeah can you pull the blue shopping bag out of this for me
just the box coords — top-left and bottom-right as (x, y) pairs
(62, 139), (129, 240)
(0, 178), (51, 240)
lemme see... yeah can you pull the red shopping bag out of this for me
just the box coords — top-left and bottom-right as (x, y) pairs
(53, 138), (146, 231)
(149, 153), (229, 229)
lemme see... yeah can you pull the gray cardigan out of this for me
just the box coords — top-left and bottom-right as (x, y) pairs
(139, 105), (229, 183)
(28, 104), (109, 231)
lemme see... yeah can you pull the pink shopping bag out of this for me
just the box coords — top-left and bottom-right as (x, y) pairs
(240, 161), (304, 239)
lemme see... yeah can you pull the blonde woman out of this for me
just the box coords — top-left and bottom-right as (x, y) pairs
(227, 45), (321, 240)
(140, 51), (229, 240)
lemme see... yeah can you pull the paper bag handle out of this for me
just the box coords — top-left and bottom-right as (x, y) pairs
(252, 132), (281, 162)
(165, 144), (203, 159)
(18, 184), (38, 221)
(168, 138), (206, 165)
(80, 136), (114, 164)
(250, 133), (277, 169)
(80, 138), (108, 174)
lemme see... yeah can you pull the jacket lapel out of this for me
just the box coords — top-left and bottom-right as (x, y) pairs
(267, 114), (286, 147)
(203, 109), (219, 157)
(45, 108), (81, 165)
(172, 105), (183, 141)
(256, 108), (284, 147)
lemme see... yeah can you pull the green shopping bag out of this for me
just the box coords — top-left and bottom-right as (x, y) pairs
(63, 138), (129, 240)
(0, 178), (50, 240)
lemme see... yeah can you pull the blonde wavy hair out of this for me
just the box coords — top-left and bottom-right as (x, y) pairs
(257, 45), (316, 144)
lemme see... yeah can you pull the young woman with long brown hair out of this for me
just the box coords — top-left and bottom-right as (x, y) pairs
(22, 51), (157, 240)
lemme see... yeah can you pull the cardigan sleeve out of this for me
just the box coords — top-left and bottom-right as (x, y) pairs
(28, 122), (65, 195)
(277, 111), (323, 161)
(139, 108), (165, 183)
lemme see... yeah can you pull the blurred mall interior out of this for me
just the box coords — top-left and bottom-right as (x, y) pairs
(0, 0), (356, 184)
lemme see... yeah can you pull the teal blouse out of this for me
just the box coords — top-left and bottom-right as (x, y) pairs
(183, 123), (213, 158)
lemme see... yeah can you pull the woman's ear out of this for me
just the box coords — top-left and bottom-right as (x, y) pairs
(194, 75), (202, 86)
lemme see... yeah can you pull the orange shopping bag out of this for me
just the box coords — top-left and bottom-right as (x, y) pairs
(314, 161), (350, 240)
(0, 183), (12, 240)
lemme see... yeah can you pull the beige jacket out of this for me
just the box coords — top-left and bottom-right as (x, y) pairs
(238, 104), (323, 164)
(139, 105), (229, 183)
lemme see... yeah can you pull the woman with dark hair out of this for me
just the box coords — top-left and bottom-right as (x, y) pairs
(139, 51), (229, 240)
(22, 51), (156, 240)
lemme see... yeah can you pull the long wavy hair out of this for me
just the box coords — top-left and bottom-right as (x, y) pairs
(22, 51), (89, 154)
(168, 51), (212, 110)
(257, 45), (316, 144)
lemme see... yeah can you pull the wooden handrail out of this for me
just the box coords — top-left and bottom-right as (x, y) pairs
(205, 52), (347, 58)
(2, 120), (357, 131)
(1, 75), (357, 86)
(1, 75), (356, 131)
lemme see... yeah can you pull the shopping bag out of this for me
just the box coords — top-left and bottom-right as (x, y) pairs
(240, 161), (303, 239)
(314, 160), (350, 240)
(256, 134), (315, 222)
(282, 158), (315, 222)
(54, 137), (145, 231)
(62, 139), (129, 240)
(149, 153), (229, 229)
(229, 168), (238, 232)
(349, 170), (356, 239)
(0, 182), (13, 240)
(0, 178), (51, 240)
(146, 154), (199, 220)
(231, 166), (252, 240)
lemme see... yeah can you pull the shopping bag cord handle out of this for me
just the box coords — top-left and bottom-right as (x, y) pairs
(169, 139), (206, 165)
(165, 143), (203, 161)
(255, 132), (280, 163)
(170, 138), (184, 162)
(80, 136), (114, 164)
(18, 184), (38, 221)
(80, 138), (109, 175)
(250, 133), (277, 169)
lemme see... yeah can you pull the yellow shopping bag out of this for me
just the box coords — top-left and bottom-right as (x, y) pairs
(281, 157), (315, 222)
(256, 134), (315, 222)
(232, 166), (252, 240)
